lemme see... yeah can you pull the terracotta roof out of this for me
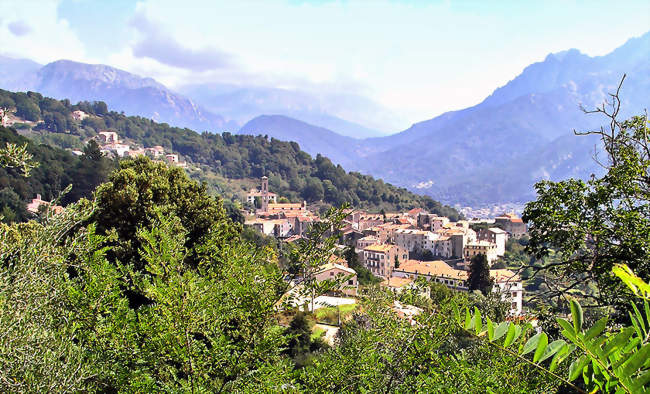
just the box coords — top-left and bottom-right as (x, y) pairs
(490, 269), (521, 282)
(382, 277), (414, 288)
(328, 255), (348, 265)
(364, 244), (396, 253)
(317, 262), (357, 276)
(407, 208), (425, 216)
(397, 260), (468, 280)
(268, 203), (303, 209)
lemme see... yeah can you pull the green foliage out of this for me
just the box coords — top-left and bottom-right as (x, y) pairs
(0, 142), (38, 177)
(523, 105), (650, 309)
(468, 253), (493, 294)
(456, 264), (650, 393)
(0, 126), (114, 208)
(298, 289), (558, 392)
(90, 156), (239, 270)
(0, 191), (292, 392)
(0, 187), (28, 223)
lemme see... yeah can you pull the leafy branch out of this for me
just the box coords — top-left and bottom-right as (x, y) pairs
(0, 142), (39, 177)
(455, 264), (650, 393)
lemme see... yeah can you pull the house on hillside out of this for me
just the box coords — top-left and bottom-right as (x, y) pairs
(315, 262), (358, 296)
(26, 194), (64, 216)
(464, 240), (499, 265)
(361, 243), (408, 279)
(392, 260), (469, 291)
(392, 259), (523, 315)
(246, 176), (277, 208)
(478, 227), (508, 256)
(96, 131), (119, 144)
(71, 110), (88, 121)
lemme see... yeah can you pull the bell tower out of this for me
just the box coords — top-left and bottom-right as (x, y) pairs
(261, 176), (269, 212)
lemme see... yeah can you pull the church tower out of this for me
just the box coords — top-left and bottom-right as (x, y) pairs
(261, 176), (269, 212)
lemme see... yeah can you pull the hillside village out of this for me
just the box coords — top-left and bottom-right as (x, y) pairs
(245, 177), (528, 315)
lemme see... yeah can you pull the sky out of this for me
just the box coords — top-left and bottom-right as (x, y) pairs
(0, 0), (648, 131)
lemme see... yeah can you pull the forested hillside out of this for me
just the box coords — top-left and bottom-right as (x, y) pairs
(0, 125), (114, 222)
(0, 89), (460, 218)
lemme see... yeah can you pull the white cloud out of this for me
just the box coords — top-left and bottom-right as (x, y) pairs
(0, 0), (87, 64)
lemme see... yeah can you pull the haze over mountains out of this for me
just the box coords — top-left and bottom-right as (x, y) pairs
(0, 31), (647, 207)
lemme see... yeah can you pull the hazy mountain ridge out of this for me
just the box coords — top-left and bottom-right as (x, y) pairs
(0, 31), (647, 206)
(238, 115), (363, 168)
(353, 31), (650, 205)
(0, 59), (237, 132)
(178, 82), (395, 138)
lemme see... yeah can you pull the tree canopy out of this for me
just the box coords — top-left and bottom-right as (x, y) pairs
(523, 87), (650, 310)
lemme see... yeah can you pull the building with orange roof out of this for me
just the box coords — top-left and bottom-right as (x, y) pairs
(393, 260), (468, 290)
(315, 262), (358, 296)
(464, 240), (499, 265)
(361, 244), (408, 279)
(494, 212), (527, 238)
(391, 261), (523, 315)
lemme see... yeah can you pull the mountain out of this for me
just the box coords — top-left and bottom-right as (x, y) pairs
(0, 59), (237, 132)
(238, 115), (363, 168)
(178, 83), (394, 138)
(0, 55), (41, 91)
(353, 31), (650, 206)
(0, 87), (460, 218)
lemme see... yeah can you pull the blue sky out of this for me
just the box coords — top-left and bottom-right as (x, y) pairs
(0, 0), (648, 130)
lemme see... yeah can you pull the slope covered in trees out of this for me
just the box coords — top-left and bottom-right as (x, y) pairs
(0, 88), (460, 218)
(0, 125), (114, 222)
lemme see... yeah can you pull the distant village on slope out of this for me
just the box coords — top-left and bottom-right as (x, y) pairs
(245, 176), (527, 315)
(10, 116), (529, 317)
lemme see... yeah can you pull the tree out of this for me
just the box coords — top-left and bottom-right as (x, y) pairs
(89, 156), (239, 271)
(303, 177), (324, 202)
(468, 254), (493, 294)
(284, 312), (312, 359)
(523, 77), (650, 310)
(345, 245), (379, 285)
(394, 254), (400, 269)
(0, 187), (28, 223)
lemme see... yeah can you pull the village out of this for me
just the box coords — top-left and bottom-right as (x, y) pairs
(244, 176), (528, 323)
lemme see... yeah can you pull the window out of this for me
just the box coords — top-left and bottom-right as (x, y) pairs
(512, 291), (517, 298)
(330, 272), (334, 276)
(348, 280), (354, 285)
(511, 302), (517, 309)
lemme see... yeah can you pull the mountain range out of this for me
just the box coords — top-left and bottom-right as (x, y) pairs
(0, 31), (648, 207)
(238, 31), (650, 206)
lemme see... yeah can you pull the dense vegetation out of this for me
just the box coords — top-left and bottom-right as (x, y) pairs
(0, 88), (460, 218)
(0, 158), (553, 392)
(0, 126), (114, 223)
(523, 92), (650, 315)
(0, 83), (647, 392)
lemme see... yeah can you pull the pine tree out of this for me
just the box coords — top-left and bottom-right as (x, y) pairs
(468, 253), (493, 294)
